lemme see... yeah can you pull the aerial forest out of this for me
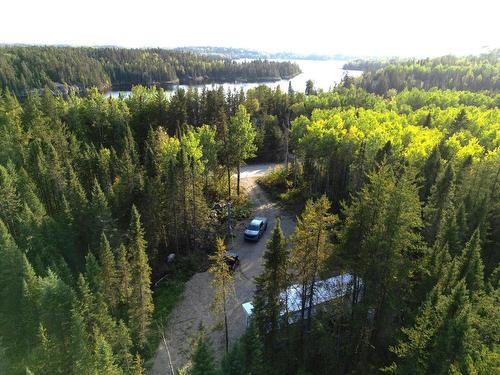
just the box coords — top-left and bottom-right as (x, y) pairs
(0, 50), (498, 375)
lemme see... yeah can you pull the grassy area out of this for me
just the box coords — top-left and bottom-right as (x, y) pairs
(144, 254), (205, 361)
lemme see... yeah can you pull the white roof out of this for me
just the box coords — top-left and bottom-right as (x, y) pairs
(284, 273), (353, 313)
(242, 302), (254, 316)
(242, 274), (354, 317)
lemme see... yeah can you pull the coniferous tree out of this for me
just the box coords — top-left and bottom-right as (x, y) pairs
(252, 218), (288, 353)
(99, 232), (118, 310)
(127, 205), (153, 348)
(420, 145), (442, 201)
(90, 328), (122, 375)
(190, 325), (217, 375)
(424, 162), (455, 245)
(221, 341), (244, 375)
(129, 353), (145, 375)
(241, 322), (265, 375)
(208, 237), (235, 353)
(0, 219), (30, 370)
(0, 164), (20, 234)
(290, 195), (336, 337)
(459, 229), (485, 297)
(336, 165), (424, 370)
(113, 320), (134, 373)
(116, 244), (132, 308)
(90, 179), (115, 248)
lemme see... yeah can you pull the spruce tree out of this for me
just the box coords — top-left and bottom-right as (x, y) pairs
(0, 164), (20, 237)
(290, 195), (336, 333)
(424, 162), (455, 245)
(90, 179), (115, 248)
(91, 328), (122, 375)
(127, 205), (153, 348)
(129, 353), (145, 375)
(241, 322), (265, 375)
(221, 341), (244, 375)
(0, 219), (29, 368)
(420, 145), (442, 201)
(208, 237), (235, 353)
(99, 232), (118, 310)
(459, 229), (485, 297)
(116, 243), (132, 312)
(190, 325), (217, 375)
(252, 218), (288, 352)
(113, 320), (134, 373)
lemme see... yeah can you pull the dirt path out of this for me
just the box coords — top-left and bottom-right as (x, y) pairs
(149, 163), (295, 374)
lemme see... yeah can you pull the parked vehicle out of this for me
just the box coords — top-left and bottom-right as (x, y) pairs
(244, 217), (268, 241)
(224, 252), (240, 272)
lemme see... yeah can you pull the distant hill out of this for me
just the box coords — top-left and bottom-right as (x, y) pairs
(0, 45), (301, 96)
(174, 46), (355, 61)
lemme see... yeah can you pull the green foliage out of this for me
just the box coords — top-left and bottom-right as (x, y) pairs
(348, 50), (500, 94)
(190, 325), (217, 375)
(253, 219), (288, 352)
(0, 46), (300, 96)
(0, 56), (499, 375)
(127, 206), (154, 348)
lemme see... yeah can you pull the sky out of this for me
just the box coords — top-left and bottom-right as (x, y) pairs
(2, 0), (499, 57)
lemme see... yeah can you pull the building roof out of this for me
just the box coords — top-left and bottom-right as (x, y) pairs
(242, 302), (254, 316)
(242, 273), (354, 317)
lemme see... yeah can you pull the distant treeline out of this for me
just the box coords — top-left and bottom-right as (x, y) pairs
(344, 50), (500, 94)
(174, 46), (342, 61)
(0, 46), (301, 96)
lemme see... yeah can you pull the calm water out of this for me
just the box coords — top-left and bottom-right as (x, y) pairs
(105, 59), (363, 98)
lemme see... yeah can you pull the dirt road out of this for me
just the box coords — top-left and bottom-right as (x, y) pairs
(149, 163), (295, 374)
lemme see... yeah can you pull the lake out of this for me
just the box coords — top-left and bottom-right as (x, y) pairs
(105, 59), (363, 98)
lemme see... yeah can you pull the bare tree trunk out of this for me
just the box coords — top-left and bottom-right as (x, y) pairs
(161, 330), (175, 375)
(237, 162), (241, 196)
(227, 166), (231, 198)
(157, 319), (175, 375)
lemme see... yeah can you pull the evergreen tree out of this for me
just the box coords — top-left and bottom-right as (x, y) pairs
(241, 322), (265, 375)
(459, 229), (485, 297)
(0, 219), (30, 370)
(305, 80), (315, 95)
(99, 232), (118, 310)
(290, 195), (336, 335)
(89, 178), (115, 248)
(113, 320), (134, 373)
(424, 162), (455, 245)
(129, 353), (145, 375)
(420, 145), (442, 201)
(252, 218), (288, 352)
(190, 325), (217, 375)
(336, 166), (424, 370)
(208, 238), (235, 353)
(0, 164), (20, 234)
(221, 342), (244, 375)
(116, 244), (132, 306)
(127, 205), (153, 348)
(91, 328), (122, 375)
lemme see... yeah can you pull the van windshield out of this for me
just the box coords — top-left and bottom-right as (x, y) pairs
(248, 224), (260, 231)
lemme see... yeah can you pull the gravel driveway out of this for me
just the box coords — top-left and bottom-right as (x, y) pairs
(149, 163), (296, 374)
